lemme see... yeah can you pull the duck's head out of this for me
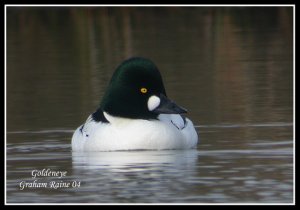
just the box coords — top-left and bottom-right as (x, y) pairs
(100, 57), (187, 120)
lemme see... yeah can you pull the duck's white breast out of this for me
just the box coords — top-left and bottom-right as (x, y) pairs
(72, 113), (198, 151)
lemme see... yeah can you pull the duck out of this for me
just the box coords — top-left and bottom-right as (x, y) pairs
(72, 57), (198, 151)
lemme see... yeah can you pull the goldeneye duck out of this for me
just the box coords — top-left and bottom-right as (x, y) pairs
(72, 57), (198, 151)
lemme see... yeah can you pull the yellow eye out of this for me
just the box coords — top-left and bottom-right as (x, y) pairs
(140, 87), (148, 94)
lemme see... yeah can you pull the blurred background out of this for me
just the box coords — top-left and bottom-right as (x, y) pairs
(6, 6), (293, 132)
(6, 6), (294, 203)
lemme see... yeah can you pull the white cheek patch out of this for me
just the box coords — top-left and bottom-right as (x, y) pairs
(147, 95), (161, 111)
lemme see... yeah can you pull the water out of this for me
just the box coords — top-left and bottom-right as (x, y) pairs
(6, 6), (294, 204)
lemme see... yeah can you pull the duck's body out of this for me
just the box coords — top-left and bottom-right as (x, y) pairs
(72, 57), (198, 151)
(72, 112), (198, 151)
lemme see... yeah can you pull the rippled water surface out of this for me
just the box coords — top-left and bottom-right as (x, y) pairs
(6, 6), (294, 204)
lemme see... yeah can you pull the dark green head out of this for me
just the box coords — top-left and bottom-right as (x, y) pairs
(100, 57), (186, 120)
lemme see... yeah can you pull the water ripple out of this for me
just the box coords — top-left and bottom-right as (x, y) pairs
(195, 122), (293, 129)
